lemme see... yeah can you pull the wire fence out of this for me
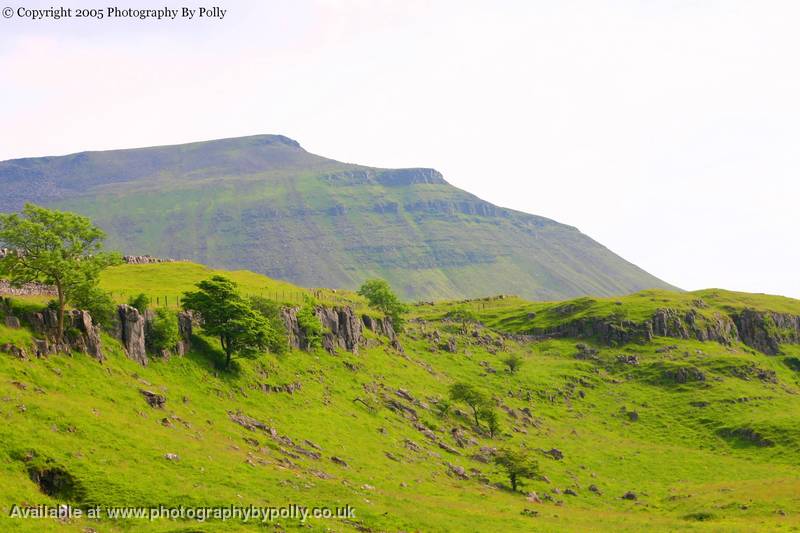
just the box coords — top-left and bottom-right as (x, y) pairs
(108, 288), (363, 310)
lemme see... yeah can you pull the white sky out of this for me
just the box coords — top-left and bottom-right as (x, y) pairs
(1, 0), (798, 298)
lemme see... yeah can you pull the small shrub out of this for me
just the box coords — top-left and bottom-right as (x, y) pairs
(297, 296), (324, 349)
(148, 308), (180, 354)
(128, 293), (150, 314)
(503, 354), (524, 374)
(71, 285), (116, 328)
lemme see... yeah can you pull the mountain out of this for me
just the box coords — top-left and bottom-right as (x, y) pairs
(0, 135), (677, 300)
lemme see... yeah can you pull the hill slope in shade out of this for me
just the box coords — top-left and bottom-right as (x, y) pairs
(0, 135), (677, 300)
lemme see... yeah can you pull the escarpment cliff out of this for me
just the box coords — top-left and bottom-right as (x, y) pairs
(527, 307), (800, 354)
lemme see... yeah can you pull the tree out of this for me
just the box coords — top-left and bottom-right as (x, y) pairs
(128, 293), (150, 314)
(449, 382), (489, 428)
(494, 448), (540, 492)
(147, 308), (180, 354)
(502, 354), (524, 374)
(479, 406), (500, 437)
(182, 276), (275, 368)
(357, 279), (408, 331)
(0, 204), (120, 341)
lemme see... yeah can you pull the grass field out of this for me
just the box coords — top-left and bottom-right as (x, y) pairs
(0, 263), (799, 532)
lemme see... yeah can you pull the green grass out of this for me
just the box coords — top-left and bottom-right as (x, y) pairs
(1, 264), (799, 531)
(99, 262), (364, 309)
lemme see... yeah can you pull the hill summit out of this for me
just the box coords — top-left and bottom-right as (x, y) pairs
(0, 135), (676, 300)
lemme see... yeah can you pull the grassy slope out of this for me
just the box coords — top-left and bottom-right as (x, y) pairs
(0, 135), (676, 300)
(98, 262), (363, 309)
(1, 264), (799, 531)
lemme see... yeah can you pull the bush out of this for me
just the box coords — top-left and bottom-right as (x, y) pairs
(297, 296), (324, 349)
(71, 285), (116, 329)
(128, 293), (150, 314)
(503, 354), (524, 374)
(148, 308), (180, 354)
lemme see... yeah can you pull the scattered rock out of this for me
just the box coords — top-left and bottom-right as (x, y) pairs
(545, 448), (564, 460)
(164, 453), (180, 461)
(446, 462), (469, 479)
(1, 343), (27, 359)
(330, 456), (349, 467)
(589, 484), (602, 494)
(622, 491), (638, 500)
(564, 488), (578, 496)
(139, 390), (166, 408)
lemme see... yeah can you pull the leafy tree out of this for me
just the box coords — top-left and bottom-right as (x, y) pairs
(0, 204), (121, 341)
(480, 406), (501, 437)
(357, 279), (408, 331)
(502, 354), (524, 374)
(128, 293), (150, 314)
(493, 448), (540, 492)
(71, 284), (117, 329)
(249, 295), (288, 355)
(449, 382), (490, 428)
(147, 308), (180, 354)
(297, 295), (324, 349)
(182, 276), (275, 368)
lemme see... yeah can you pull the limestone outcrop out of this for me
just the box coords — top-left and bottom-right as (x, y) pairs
(281, 305), (396, 354)
(27, 308), (104, 361)
(526, 307), (800, 355)
(117, 305), (147, 365)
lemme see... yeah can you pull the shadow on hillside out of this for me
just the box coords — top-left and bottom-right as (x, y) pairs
(184, 335), (243, 378)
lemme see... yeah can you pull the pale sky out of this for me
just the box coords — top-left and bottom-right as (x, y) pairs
(1, 1), (798, 298)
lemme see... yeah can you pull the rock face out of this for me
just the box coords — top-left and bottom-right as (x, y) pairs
(316, 306), (362, 354)
(27, 308), (104, 361)
(117, 305), (148, 365)
(176, 311), (193, 355)
(361, 314), (396, 339)
(282, 305), (395, 354)
(733, 309), (800, 355)
(530, 307), (800, 355)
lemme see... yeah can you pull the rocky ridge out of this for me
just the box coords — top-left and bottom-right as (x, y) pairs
(526, 306), (800, 355)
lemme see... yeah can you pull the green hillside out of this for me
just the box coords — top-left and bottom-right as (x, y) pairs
(0, 135), (677, 300)
(1, 262), (799, 532)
